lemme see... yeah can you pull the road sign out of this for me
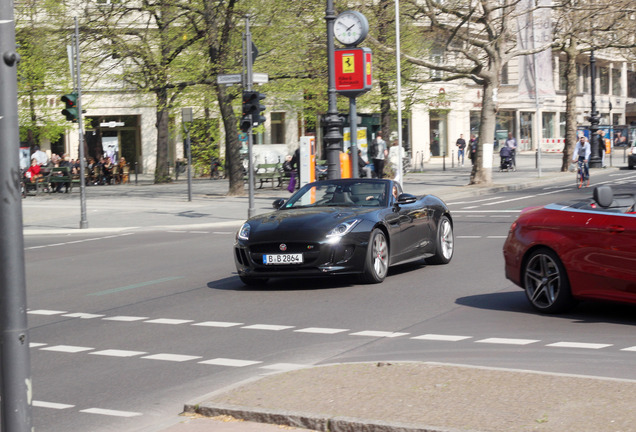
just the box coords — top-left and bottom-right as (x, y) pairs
(253, 72), (269, 84)
(217, 74), (242, 85)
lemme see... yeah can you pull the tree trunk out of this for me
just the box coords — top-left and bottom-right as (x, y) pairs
(470, 79), (496, 185)
(562, 42), (578, 171)
(217, 85), (243, 196)
(154, 88), (171, 183)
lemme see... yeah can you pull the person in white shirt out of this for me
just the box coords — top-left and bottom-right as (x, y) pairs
(31, 145), (49, 166)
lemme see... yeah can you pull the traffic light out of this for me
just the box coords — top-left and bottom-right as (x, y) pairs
(239, 91), (266, 132)
(61, 92), (79, 122)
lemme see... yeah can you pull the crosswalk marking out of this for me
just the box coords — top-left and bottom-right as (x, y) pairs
(145, 318), (194, 325)
(41, 345), (94, 353)
(90, 349), (147, 357)
(193, 321), (243, 327)
(476, 338), (539, 345)
(242, 324), (295, 331)
(350, 331), (409, 338)
(33, 401), (74, 409)
(547, 342), (612, 349)
(79, 408), (142, 417)
(63, 313), (105, 319)
(412, 334), (472, 342)
(103, 316), (149, 322)
(199, 358), (262, 367)
(295, 327), (349, 334)
(28, 309), (67, 315)
(141, 353), (202, 362)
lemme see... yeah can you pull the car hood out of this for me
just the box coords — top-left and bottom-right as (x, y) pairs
(246, 207), (373, 242)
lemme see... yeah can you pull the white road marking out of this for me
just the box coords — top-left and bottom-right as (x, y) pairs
(448, 197), (504, 205)
(456, 235), (482, 239)
(79, 408), (142, 417)
(26, 233), (134, 250)
(28, 309), (67, 315)
(547, 342), (612, 349)
(103, 316), (149, 322)
(141, 353), (202, 362)
(295, 327), (349, 334)
(90, 349), (147, 357)
(199, 358), (262, 367)
(486, 235), (508, 239)
(193, 321), (244, 328)
(144, 318), (194, 325)
(476, 338), (538, 345)
(242, 324), (295, 331)
(63, 313), (105, 319)
(29, 343), (47, 348)
(412, 334), (472, 342)
(260, 363), (306, 371)
(483, 195), (535, 205)
(33, 401), (74, 409)
(350, 331), (409, 338)
(620, 346), (636, 352)
(41, 345), (94, 353)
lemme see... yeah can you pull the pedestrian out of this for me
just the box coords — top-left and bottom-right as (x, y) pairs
(31, 145), (49, 166)
(598, 131), (607, 168)
(468, 134), (478, 165)
(357, 149), (373, 178)
(455, 134), (466, 166)
(505, 132), (517, 169)
(371, 131), (387, 179)
(572, 136), (591, 186)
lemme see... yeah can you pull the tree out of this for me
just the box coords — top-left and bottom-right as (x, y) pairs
(82, 0), (206, 183)
(390, 0), (554, 184)
(14, 0), (70, 151)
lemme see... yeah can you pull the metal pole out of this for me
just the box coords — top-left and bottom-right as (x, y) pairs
(245, 16), (256, 218)
(74, 17), (88, 228)
(589, 50), (602, 168)
(182, 108), (193, 202)
(394, 0), (404, 185)
(0, 0), (33, 429)
(325, 0), (343, 179)
(531, 7), (541, 178)
(350, 97), (358, 177)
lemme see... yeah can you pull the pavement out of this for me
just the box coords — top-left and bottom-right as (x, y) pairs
(21, 151), (636, 432)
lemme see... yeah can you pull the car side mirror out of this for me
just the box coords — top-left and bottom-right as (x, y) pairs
(272, 198), (286, 209)
(397, 193), (416, 204)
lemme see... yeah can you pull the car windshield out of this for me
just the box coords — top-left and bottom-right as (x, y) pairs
(283, 180), (390, 208)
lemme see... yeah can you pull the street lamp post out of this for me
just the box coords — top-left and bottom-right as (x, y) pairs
(182, 108), (193, 202)
(325, 0), (343, 179)
(588, 50), (602, 168)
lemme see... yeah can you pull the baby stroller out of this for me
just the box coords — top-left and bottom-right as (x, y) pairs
(499, 146), (514, 172)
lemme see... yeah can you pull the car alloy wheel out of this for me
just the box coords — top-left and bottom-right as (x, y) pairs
(362, 228), (388, 283)
(523, 248), (573, 313)
(428, 215), (454, 264)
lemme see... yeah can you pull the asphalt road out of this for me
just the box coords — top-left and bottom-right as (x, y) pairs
(23, 165), (636, 432)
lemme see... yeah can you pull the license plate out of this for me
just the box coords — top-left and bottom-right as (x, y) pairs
(263, 253), (303, 265)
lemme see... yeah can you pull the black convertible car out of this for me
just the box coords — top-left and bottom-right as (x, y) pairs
(234, 178), (454, 285)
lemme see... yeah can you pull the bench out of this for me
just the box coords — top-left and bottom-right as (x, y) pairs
(244, 163), (284, 188)
(46, 166), (80, 193)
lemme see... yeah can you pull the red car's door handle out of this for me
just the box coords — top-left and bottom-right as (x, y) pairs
(607, 225), (625, 233)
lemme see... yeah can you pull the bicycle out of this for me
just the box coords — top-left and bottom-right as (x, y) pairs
(576, 159), (589, 189)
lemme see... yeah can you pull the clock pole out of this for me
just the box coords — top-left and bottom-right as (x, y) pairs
(325, 0), (343, 179)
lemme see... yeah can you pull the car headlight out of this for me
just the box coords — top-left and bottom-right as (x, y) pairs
(237, 223), (250, 240)
(326, 219), (361, 243)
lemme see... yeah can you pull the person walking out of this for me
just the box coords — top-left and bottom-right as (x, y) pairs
(505, 132), (517, 170)
(371, 131), (387, 179)
(468, 134), (478, 165)
(455, 134), (466, 166)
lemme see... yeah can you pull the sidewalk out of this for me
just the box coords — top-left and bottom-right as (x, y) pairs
(23, 152), (636, 432)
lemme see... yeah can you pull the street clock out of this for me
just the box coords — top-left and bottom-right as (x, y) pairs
(334, 10), (369, 47)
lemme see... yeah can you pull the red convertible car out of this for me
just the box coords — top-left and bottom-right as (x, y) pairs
(503, 185), (636, 313)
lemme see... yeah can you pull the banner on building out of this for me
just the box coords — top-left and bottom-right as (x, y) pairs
(516, 0), (554, 99)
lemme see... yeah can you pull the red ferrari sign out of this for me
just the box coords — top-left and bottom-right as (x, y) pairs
(334, 47), (372, 97)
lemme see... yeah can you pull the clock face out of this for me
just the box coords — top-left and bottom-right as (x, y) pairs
(334, 11), (368, 46)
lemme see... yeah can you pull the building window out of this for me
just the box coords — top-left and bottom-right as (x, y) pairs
(599, 66), (610, 94)
(500, 63), (509, 85)
(542, 112), (555, 139)
(558, 60), (567, 91)
(577, 64), (589, 93)
(628, 70), (636, 98)
(612, 68), (621, 96)
(271, 112), (285, 144)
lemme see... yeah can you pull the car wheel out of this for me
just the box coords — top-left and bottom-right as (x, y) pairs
(361, 228), (389, 283)
(239, 276), (268, 286)
(427, 215), (454, 265)
(523, 248), (573, 314)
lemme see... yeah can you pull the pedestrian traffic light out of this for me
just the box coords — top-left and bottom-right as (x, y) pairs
(239, 91), (266, 132)
(61, 92), (79, 122)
